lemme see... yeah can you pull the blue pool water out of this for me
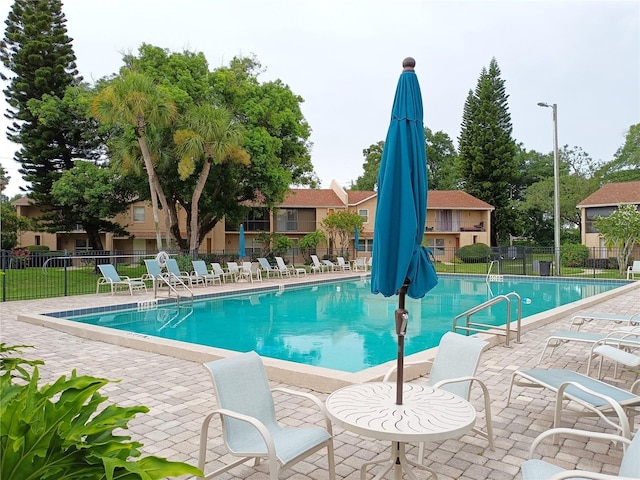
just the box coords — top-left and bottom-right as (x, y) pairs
(63, 276), (626, 373)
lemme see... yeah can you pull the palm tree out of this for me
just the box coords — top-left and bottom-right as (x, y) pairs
(91, 71), (177, 250)
(174, 104), (249, 251)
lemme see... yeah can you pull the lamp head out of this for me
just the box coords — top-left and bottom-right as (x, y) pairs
(537, 102), (550, 107)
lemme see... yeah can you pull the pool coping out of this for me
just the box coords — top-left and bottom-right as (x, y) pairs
(17, 276), (638, 393)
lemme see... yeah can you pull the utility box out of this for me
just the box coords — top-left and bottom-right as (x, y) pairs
(539, 260), (552, 276)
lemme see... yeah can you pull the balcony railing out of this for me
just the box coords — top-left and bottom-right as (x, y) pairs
(425, 221), (486, 232)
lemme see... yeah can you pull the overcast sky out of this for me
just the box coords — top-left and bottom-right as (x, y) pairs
(1, 0), (638, 198)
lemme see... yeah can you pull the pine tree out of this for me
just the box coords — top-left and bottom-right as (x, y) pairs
(1, 0), (80, 206)
(457, 58), (518, 245)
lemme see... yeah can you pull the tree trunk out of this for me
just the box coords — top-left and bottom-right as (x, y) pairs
(189, 158), (213, 252)
(137, 136), (163, 251)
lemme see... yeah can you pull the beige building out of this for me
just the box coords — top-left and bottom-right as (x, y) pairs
(577, 180), (640, 259)
(14, 180), (494, 260)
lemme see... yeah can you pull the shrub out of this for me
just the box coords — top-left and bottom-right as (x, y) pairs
(0, 344), (202, 480)
(26, 245), (50, 251)
(455, 243), (491, 263)
(560, 243), (589, 267)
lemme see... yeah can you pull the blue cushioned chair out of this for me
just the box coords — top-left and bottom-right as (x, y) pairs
(198, 351), (335, 480)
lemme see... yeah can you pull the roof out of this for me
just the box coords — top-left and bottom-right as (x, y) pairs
(348, 190), (376, 205)
(12, 195), (32, 206)
(280, 189), (345, 207)
(427, 191), (494, 210)
(577, 181), (640, 207)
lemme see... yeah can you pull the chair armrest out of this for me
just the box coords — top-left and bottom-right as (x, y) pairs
(272, 387), (333, 434)
(556, 381), (631, 438)
(199, 408), (276, 470)
(550, 472), (637, 480)
(529, 427), (630, 458)
(383, 360), (433, 382)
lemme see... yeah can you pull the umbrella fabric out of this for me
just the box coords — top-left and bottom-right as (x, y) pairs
(354, 227), (360, 252)
(238, 225), (246, 259)
(371, 60), (438, 300)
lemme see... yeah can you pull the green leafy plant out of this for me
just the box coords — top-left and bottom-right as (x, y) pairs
(0, 344), (202, 480)
(455, 243), (491, 263)
(560, 243), (589, 267)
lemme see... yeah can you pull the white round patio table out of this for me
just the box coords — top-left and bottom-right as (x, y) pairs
(326, 382), (476, 480)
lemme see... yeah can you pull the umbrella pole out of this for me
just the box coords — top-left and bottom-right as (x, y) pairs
(395, 280), (410, 405)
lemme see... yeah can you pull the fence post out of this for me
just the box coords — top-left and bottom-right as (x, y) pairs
(1, 249), (6, 302)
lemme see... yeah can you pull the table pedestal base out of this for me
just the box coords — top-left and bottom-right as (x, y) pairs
(360, 441), (437, 480)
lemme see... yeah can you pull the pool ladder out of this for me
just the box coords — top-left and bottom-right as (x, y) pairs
(452, 292), (522, 347)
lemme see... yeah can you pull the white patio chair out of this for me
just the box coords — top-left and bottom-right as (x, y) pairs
(336, 256), (351, 271)
(274, 256), (292, 277)
(310, 254), (328, 273)
(211, 262), (235, 283)
(258, 257), (281, 278)
(191, 260), (222, 286)
(96, 264), (146, 295)
(521, 427), (639, 480)
(383, 331), (495, 460)
(198, 351), (336, 480)
(507, 368), (640, 440)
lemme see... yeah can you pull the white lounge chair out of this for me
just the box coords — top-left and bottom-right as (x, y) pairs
(257, 257), (281, 278)
(383, 332), (495, 457)
(336, 256), (351, 271)
(310, 254), (328, 273)
(537, 328), (640, 364)
(210, 262), (235, 283)
(571, 311), (640, 329)
(273, 256), (292, 277)
(198, 351), (336, 480)
(507, 368), (640, 439)
(96, 264), (146, 295)
(521, 427), (640, 480)
(275, 256), (306, 277)
(352, 257), (369, 271)
(322, 259), (338, 271)
(166, 258), (201, 286)
(627, 260), (640, 280)
(191, 260), (222, 286)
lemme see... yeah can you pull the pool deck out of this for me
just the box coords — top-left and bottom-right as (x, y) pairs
(2, 272), (639, 479)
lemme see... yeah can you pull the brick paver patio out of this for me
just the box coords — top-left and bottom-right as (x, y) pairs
(2, 275), (638, 479)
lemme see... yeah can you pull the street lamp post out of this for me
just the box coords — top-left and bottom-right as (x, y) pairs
(537, 102), (561, 276)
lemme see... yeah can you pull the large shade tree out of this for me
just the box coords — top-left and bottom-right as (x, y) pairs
(118, 47), (316, 250)
(458, 58), (518, 245)
(50, 161), (136, 250)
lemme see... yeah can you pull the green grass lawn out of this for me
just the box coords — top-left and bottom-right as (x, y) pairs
(1, 264), (149, 301)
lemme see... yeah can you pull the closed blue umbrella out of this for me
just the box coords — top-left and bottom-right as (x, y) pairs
(238, 224), (246, 259)
(354, 227), (360, 253)
(371, 57), (438, 404)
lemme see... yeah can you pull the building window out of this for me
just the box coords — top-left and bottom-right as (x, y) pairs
(34, 235), (41, 246)
(277, 209), (298, 231)
(133, 206), (145, 222)
(75, 238), (92, 251)
(358, 209), (369, 223)
(427, 238), (445, 256)
(358, 238), (373, 252)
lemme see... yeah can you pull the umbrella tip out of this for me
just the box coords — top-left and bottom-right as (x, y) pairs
(402, 57), (416, 71)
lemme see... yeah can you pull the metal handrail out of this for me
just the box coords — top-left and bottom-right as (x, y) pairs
(150, 273), (193, 305)
(453, 291), (522, 346)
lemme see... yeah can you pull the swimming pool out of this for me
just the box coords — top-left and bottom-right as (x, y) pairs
(59, 275), (628, 373)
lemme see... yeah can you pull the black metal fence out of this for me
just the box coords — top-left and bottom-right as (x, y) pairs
(0, 246), (634, 302)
